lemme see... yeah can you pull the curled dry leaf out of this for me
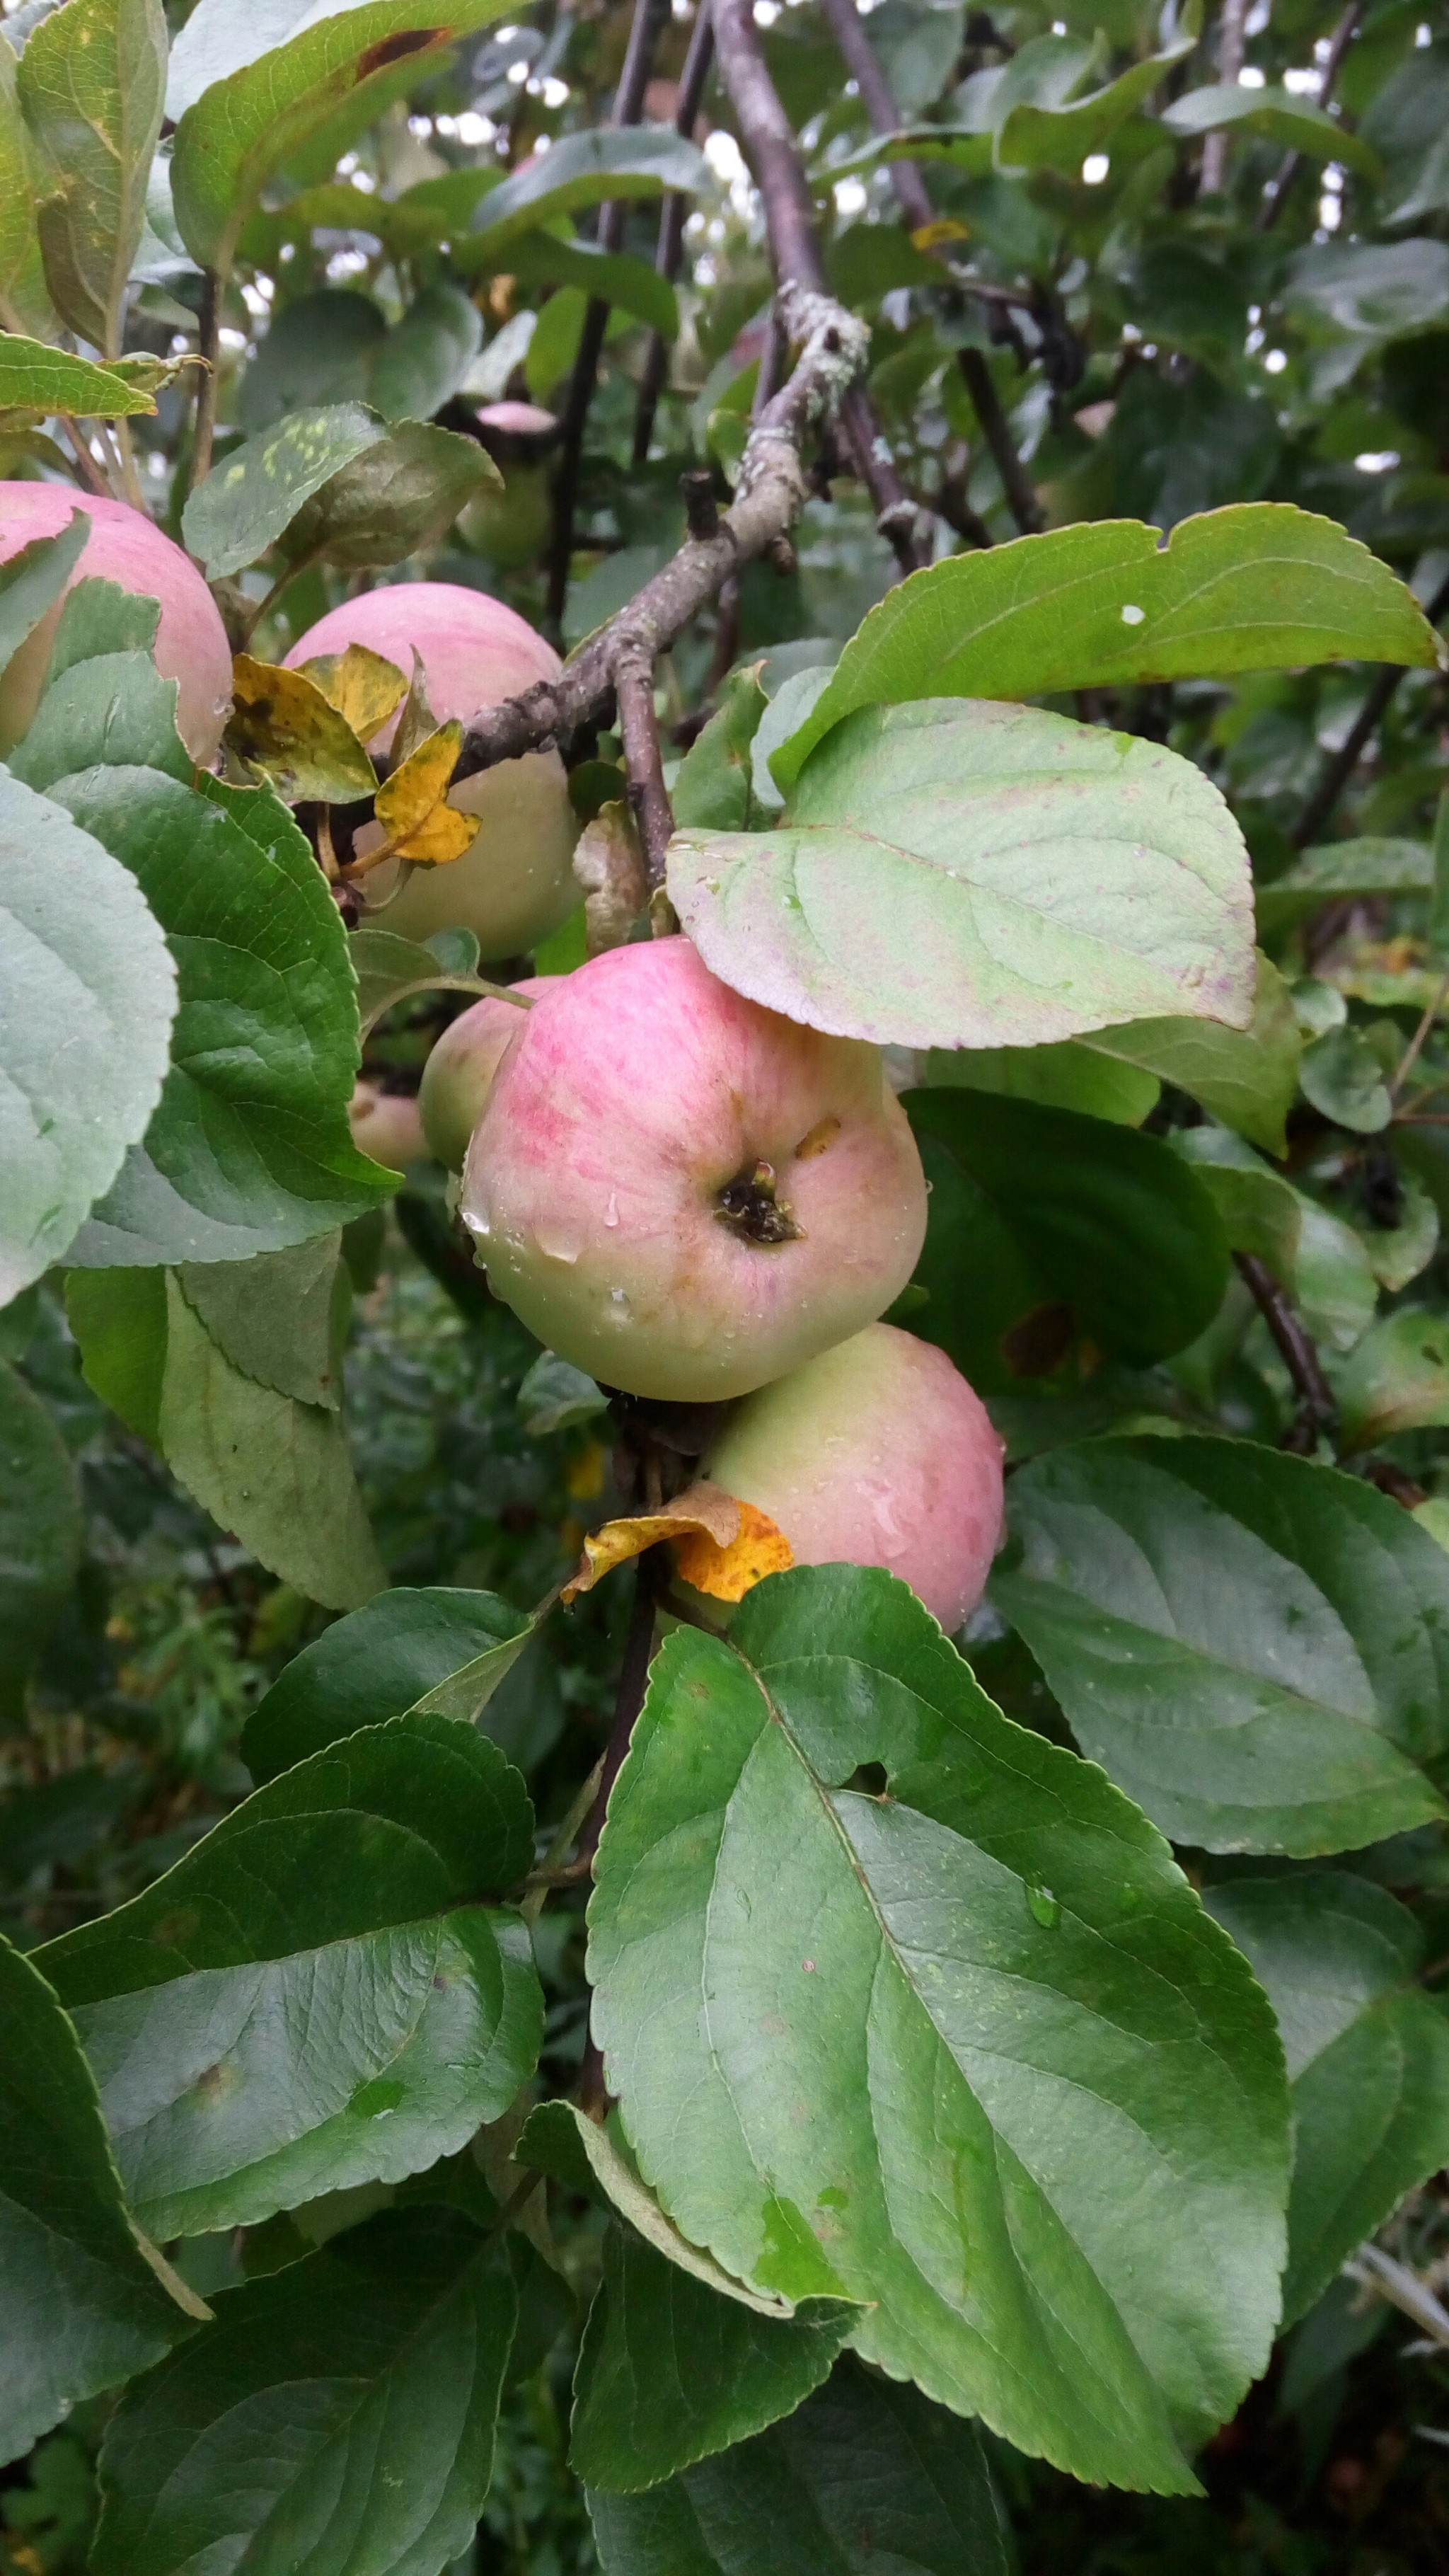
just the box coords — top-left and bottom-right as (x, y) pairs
(561, 1480), (792, 1604)
(301, 641), (409, 743)
(226, 655), (377, 805)
(573, 799), (648, 955)
(372, 720), (473, 866)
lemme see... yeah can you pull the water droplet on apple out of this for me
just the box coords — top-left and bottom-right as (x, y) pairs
(535, 1221), (581, 1265)
(605, 1190), (620, 1228)
(607, 1287), (632, 1322)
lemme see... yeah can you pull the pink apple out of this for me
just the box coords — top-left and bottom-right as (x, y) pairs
(0, 483), (232, 762)
(702, 1321), (1005, 1631)
(349, 1081), (427, 1175)
(418, 977), (553, 1171)
(285, 583), (578, 960)
(460, 938), (928, 1402)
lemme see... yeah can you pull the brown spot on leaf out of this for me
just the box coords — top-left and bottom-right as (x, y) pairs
(357, 28), (447, 79)
(1000, 1302), (1075, 1379)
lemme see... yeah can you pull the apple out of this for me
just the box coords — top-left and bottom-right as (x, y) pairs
(0, 484), (232, 762)
(284, 583), (578, 960)
(418, 977), (553, 1171)
(349, 1081), (427, 1175)
(460, 937), (928, 1403)
(698, 1321), (1005, 1633)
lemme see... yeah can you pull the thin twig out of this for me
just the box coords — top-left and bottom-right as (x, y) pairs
(1291, 565), (1449, 849)
(548, 0), (670, 631)
(452, 280), (869, 786)
(633, 5), (717, 464)
(1390, 971), (1449, 1099)
(616, 648), (674, 888)
(1234, 1251), (1338, 1449)
(1201, 0), (1249, 197)
(1257, 0), (1363, 231)
(57, 417), (113, 498)
(521, 1754), (606, 1926)
(710, 0), (925, 575)
(957, 347), (1044, 536)
(187, 270), (221, 502)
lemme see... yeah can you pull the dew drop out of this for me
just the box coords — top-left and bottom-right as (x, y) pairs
(1025, 1882), (1061, 1930)
(535, 1222), (582, 1265)
(607, 1287), (633, 1323)
(604, 1190), (619, 1229)
(1120, 602), (1145, 626)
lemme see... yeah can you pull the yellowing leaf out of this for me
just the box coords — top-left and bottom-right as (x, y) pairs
(374, 720), (473, 866)
(301, 642), (408, 744)
(226, 655), (376, 805)
(674, 1498), (794, 1602)
(562, 1481), (746, 1604)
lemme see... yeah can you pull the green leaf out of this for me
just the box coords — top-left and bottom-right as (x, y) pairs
(181, 401), (383, 579)
(572, 2228), (855, 2495)
(0, 40), (47, 326)
(177, 1233), (351, 1409)
(589, 1564), (1289, 2490)
(911, 1040), (1160, 1127)
(64, 1265), (167, 1444)
(995, 24), (1194, 175)
(0, 328), (157, 416)
(1298, 1024), (1392, 1134)
(0, 1355), (81, 1720)
(478, 227), (680, 338)
(280, 416), (496, 573)
(770, 510), (1438, 793)
(0, 509), (88, 681)
(1206, 1871), (1449, 2323)
(517, 1349), (608, 1435)
(0, 1932), (195, 2468)
(994, 1437), (1449, 1856)
(10, 648), (191, 791)
(1085, 954), (1302, 1157)
(41, 1711), (540, 2237)
(673, 663), (769, 833)
(1172, 1128), (1303, 1279)
(168, 0), (516, 273)
(0, 767), (175, 1306)
(48, 571), (161, 672)
(347, 924), (497, 1034)
(371, 281), (482, 423)
(899, 1088), (1229, 1393)
(48, 767), (393, 1266)
(242, 1583), (536, 1783)
(589, 2356), (1008, 2576)
(467, 126), (710, 262)
(156, 1275), (384, 1609)
(1254, 838), (1433, 939)
(236, 284), (387, 434)
(1160, 83), (1379, 177)
(672, 699), (1253, 1052)
(1283, 239), (1449, 340)
(1335, 1309), (1449, 1451)
(94, 2207), (519, 2576)
(16, 0), (166, 351)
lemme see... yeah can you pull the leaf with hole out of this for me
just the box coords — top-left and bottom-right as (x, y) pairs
(40, 1712), (540, 2238)
(768, 510), (1438, 792)
(1206, 1871), (1449, 2324)
(673, 698), (1254, 1052)
(589, 1563), (1289, 2490)
(994, 1437), (1449, 1856)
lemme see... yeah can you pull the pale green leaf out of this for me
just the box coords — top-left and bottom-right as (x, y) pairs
(17, 0), (166, 350)
(181, 401), (383, 578)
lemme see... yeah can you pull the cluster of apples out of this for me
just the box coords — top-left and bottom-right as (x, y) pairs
(0, 488), (1003, 1633)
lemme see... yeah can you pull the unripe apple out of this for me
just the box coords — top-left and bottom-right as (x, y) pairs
(460, 938), (928, 1403)
(0, 483), (232, 762)
(702, 1322), (1005, 1632)
(418, 977), (553, 1171)
(284, 583), (578, 960)
(349, 1081), (427, 1175)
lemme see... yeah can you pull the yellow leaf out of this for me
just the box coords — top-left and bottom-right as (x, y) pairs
(562, 1480), (744, 1604)
(227, 655), (377, 805)
(674, 1498), (795, 1602)
(911, 217), (969, 249)
(374, 719), (473, 866)
(301, 641), (409, 743)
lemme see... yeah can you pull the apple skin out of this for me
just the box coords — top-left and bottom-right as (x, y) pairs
(284, 583), (578, 960)
(349, 1082), (427, 1175)
(0, 484), (232, 762)
(460, 938), (928, 1403)
(418, 977), (553, 1172)
(702, 1321), (1005, 1632)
